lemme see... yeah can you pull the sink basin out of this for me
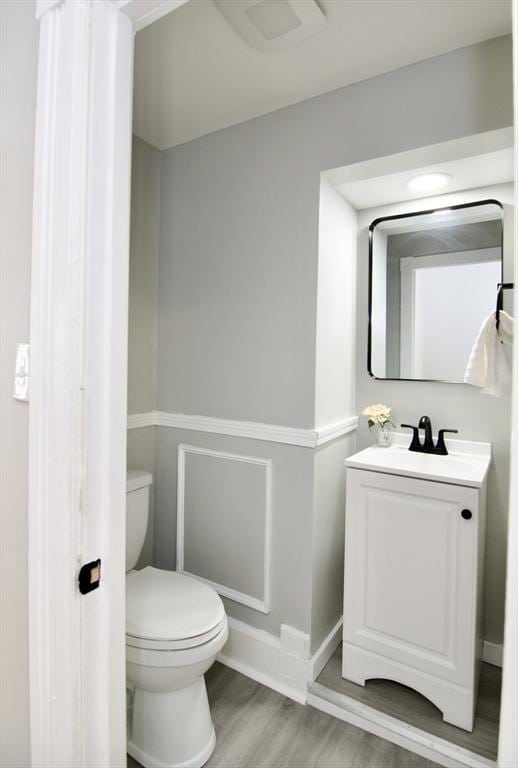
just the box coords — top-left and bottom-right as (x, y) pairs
(346, 433), (491, 488)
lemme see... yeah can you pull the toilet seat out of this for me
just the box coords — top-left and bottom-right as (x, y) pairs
(126, 617), (229, 670)
(126, 616), (227, 651)
(126, 566), (225, 649)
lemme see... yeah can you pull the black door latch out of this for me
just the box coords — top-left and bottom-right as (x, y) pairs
(78, 559), (101, 594)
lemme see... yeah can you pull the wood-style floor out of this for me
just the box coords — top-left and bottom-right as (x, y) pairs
(128, 662), (440, 768)
(310, 647), (501, 761)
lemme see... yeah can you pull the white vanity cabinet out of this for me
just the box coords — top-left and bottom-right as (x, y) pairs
(342, 440), (490, 732)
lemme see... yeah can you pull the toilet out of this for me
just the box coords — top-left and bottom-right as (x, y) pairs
(126, 470), (228, 768)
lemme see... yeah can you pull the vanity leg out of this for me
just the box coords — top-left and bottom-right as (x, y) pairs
(342, 646), (367, 686)
(441, 691), (476, 733)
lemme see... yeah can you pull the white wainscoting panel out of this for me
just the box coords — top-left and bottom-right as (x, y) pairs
(177, 444), (272, 613)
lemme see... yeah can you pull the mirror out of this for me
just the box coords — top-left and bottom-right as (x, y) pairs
(368, 199), (503, 382)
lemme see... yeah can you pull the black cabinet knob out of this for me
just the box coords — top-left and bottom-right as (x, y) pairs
(461, 509), (472, 520)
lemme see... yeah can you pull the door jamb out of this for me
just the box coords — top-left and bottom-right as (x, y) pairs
(28, 1), (187, 765)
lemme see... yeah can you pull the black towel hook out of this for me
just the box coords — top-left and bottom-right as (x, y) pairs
(496, 282), (514, 330)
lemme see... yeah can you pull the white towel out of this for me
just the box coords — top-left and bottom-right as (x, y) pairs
(464, 311), (513, 396)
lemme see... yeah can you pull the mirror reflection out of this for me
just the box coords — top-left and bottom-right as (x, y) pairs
(368, 200), (503, 382)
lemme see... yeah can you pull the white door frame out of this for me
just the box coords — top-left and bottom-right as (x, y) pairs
(29, 0), (517, 766)
(498, 5), (518, 766)
(28, 1), (187, 766)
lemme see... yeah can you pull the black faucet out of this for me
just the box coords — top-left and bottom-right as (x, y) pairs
(401, 416), (458, 456)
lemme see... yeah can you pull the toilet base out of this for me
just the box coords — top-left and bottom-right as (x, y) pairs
(128, 731), (215, 768)
(128, 677), (216, 768)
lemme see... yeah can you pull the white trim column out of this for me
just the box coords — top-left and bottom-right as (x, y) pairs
(498, 4), (518, 766)
(29, 1), (134, 765)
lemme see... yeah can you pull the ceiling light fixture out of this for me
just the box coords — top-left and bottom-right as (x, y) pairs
(407, 172), (451, 193)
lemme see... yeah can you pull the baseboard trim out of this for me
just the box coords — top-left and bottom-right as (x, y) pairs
(310, 617), (343, 681)
(126, 410), (358, 447)
(217, 617), (308, 704)
(482, 641), (503, 668)
(217, 615), (343, 705)
(307, 685), (495, 768)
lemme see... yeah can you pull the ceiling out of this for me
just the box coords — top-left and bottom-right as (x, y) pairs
(334, 148), (514, 210)
(132, 0), (511, 151)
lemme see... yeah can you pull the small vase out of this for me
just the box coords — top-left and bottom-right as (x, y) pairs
(376, 427), (391, 447)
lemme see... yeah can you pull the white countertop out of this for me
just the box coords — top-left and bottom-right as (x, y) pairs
(345, 433), (491, 488)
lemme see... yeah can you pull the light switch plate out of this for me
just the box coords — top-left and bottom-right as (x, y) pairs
(14, 343), (30, 402)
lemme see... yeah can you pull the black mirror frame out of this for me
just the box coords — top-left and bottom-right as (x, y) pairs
(367, 198), (504, 383)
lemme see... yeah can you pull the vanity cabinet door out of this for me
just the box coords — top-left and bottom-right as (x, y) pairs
(343, 468), (481, 692)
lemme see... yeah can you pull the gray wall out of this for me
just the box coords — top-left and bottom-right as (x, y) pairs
(356, 183), (514, 645)
(127, 36), (513, 647)
(127, 427), (157, 569)
(128, 135), (160, 415)
(150, 35), (512, 646)
(157, 135), (318, 427)
(0, 1), (38, 764)
(127, 135), (161, 568)
(183, 450), (268, 601)
(157, 35), (511, 431)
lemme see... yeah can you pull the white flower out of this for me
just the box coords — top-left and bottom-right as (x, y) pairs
(362, 403), (394, 428)
(362, 403), (391, 418)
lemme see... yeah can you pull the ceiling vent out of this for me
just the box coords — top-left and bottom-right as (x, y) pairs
(215, 0), (327, 53)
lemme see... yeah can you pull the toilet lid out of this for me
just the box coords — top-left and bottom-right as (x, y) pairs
(126, 566), (225, 641)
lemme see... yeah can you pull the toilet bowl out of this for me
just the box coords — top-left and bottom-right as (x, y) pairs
(126, 472), (228, 768)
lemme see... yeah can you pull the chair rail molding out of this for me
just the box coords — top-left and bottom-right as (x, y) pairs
(177, 444), (273, 613)
(127, 410), (359, 447)
(127, 411), (156, 430)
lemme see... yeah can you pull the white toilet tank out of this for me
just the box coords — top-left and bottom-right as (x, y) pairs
(126, 470), (153, 572)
